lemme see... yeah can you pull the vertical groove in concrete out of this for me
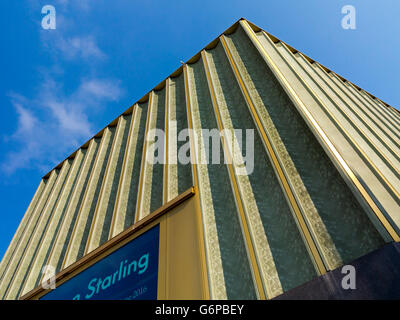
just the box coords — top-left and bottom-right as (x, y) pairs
(137, 90), (166, 220)
(349, 84), (400, 131)
(0, 170), (59, 298)
(86, 116), (130, 253)
(167, 78), (179, 201)
(175, 74), (193, 195)
(63, 128), (115, 268)
(20, 149), (85, 296)
(5, 160), (73, 299)
(203, 47), (279, 298)
(274, 42), (400, 198)
(111, 103), (148, 236)
(185, 62), (227, 299)
(0, 179), (47, 282)
(310, 62), (400, 158)
(43, 140), (99, 281)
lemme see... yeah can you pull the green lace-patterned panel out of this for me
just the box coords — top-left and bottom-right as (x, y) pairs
(174, 75), (193, 194)
(123, 102), (148, 229)
(149, 89), (166, 213)
(231, 27), (384, 264)
(207, 43), (317, 293)
(190, 60), (257, 299)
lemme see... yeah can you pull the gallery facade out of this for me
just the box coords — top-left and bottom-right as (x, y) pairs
(1, 18), (400, 300)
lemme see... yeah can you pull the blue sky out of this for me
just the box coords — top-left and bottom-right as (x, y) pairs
(0, 0), (399, 261)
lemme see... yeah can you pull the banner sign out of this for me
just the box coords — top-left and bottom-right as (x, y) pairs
(40, 224), (160, 300)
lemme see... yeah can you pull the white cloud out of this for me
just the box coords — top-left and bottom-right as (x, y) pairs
(54, 35), (106, 60)
(2, 0), (123, 176)
(2, 77), (123, 175)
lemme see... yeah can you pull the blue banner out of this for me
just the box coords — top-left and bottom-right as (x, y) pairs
(41, 224), (159, 300)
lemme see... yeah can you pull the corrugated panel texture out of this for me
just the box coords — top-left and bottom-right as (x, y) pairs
(0, 19), (399, 300)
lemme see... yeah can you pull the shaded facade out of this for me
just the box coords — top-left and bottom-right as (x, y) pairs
(1, 18), (400, 300)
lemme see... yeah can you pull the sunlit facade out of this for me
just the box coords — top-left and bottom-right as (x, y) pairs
(1, 18), (400, 300)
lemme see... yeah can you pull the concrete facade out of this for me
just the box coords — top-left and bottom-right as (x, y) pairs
(0, 19), (399, 300)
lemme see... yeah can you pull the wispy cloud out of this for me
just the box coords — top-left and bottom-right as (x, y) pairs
(54, 35), (106, 60)
(2, 77), (123, 175)
(2, 0), (123, 175)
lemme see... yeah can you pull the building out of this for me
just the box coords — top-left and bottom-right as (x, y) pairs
(1, 18), (400, 300)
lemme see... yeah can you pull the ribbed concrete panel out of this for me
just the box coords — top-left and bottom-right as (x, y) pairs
(137, 90), (166, 220)
(86, 116), (131, 253)
(4, 159), (73, 299)
(166, 78), (179, 201)
(20, 149), (85, 296)
(63, 128), (115, 268)
(44, 140), (99, 278)
(205, 42), (322, 296)
(230, 24), (386, 266)
(2, 18), (399, 300)
(295, 54), (400, 176)
(0, 179), (47, 282)
(110, 103), (148, 236)
(349, 84), (400, 133)
(186, 61), (257, 299)
(0, 170), (59, 298)
(222, 29), (341, 271)
(250, 25), (400, 240)
(275, 41), (400, 196)
(311, 63), (400, 160)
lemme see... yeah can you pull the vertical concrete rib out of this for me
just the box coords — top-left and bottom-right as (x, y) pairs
(110, 103), (148, 236)
(310, 62), (400, 156)
(164, 79), (171, 203)
(41, 139), (98, 282)
(220, 33), (341, 270)
(202, 48), (276, 299)
(350, 84), (400, 130)
(175, 74), (194, 194)
(4, 159), (73, 299)
(62, 128), (115, 268)
(20, 149), (85, 296)
(323, 69), (400, 143)
(0, 169), (59, 299)
(135, 94), (154, 223)
(284, 47), (400, 185)
(336, 75), (400, 140)
(85, 116), (130, 253)
(273, 41), (400, 199)
(185, 60), (254, 299)
(0, 179), (46, 282)
(136, 89), (166, 221)
(240, 20), (399, 241)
